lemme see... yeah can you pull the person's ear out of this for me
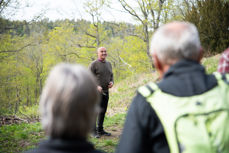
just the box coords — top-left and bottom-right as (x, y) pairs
(197, 47), (203, 63)
(152, 53), (164, 79)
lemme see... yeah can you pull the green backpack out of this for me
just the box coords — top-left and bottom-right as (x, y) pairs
(138, 73), (229, 153)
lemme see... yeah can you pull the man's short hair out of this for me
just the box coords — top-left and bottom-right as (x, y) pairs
(150, 21), (201, 64)
(40, 63), (99, 139)
(97, 47), (106, 52)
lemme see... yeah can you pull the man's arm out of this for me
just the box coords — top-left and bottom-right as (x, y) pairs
(110, 71), (114, 84)
(108, 71), (113, 88)
(89, 61), (103, 92)
(108, 62), (114, 88)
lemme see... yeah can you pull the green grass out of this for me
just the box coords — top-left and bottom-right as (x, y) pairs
(104, 113), (126, 128)
(0, 113), (126, 153)
(0, 54), (220, 153)
(90, 113), (126, 153)
(91, 138), (119, 153)
(107, 72), (158, 116)
(0, 122), (44, 153)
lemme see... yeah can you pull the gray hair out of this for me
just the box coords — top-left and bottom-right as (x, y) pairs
(40, 63), (99, 139)
(150, 21), (201, 64)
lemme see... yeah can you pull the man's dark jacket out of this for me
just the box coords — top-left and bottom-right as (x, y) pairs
(25, 138), (104, 153)
(116, 60), (219, 153)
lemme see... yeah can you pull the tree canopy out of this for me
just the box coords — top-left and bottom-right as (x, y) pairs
(0, 0), (228, 115)
(184, 0), (229, 54)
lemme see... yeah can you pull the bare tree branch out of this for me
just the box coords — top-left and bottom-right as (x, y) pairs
(129, 33), (145, 41)
(76, 44), (96, 48)
(0, 42), (35, 53)
(85, 32), (96, 38)
(155, 0), (165, 29)
(0, 0), (11, 14)
(118, 0), (144, 23)
(119, 55), (132, 68)
(59, 52), (80, 58)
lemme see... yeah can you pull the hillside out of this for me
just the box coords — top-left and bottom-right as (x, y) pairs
(0, 54), (221, 153)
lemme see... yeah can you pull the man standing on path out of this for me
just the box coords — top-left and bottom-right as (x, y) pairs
(89, 47), (114, 138)
(116, 21), (229, 153)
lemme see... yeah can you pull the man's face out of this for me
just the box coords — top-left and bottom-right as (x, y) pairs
(98, 48), (107, 60)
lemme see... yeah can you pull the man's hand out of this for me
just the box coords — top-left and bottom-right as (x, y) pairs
(97, 86), (103, 93)
(108, 82), (113, 88)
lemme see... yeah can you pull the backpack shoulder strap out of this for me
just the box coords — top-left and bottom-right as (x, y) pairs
(138, 82), (159, 98)
(214, 72), (229, 85)
(222, 73), (229, 84)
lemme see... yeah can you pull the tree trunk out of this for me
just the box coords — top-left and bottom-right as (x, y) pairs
(34, 77), (38, 105)
(26, 85), (31, 106)
(14, 86), (21, 114)
(144, 24), (154, 68)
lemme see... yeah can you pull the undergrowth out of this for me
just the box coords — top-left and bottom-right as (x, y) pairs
(0, 122), (44, 153)
(0, 113), (126, 153)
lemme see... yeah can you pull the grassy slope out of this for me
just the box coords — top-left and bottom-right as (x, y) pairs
(0, 55), (220, 153)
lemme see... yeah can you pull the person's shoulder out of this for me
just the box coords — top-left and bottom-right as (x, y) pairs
(105, 60), (112, 64)
(223, 48), (229, 54)
(137, 82), (156, 98)
(131, 82), (160, 112)
(90, 60), (99, 67)
(91, 60), (98, 64)
(105, 60), (112, 68)
(132, 92), (148, 105)
(129, 85), (159, 122)
(92, 150), (106, 153)
(24, 148), (40, 153)
(132, 83), (156, 107)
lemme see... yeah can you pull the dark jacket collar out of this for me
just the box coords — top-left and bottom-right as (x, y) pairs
(158, 59), (217, 97)
(163, 59), (205, 79)
(39, 138), (95, 152)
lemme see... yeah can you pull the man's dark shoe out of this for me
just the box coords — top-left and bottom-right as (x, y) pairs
(91, 132), (100, 138)
(98, 130), (111, 136)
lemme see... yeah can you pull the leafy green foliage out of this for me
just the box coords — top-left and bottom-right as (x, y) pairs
(0, 18), (154, 114)
(18, 105), (40, 120)
(0, 54), (220, 153)
(0, 0), (226, 152)
(184, 0), (229, 54)
(202, 54), (220, 74)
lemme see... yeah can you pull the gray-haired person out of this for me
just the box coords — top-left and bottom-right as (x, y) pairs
(25, 63), (104, 153)
(116, 21), (229, 153)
